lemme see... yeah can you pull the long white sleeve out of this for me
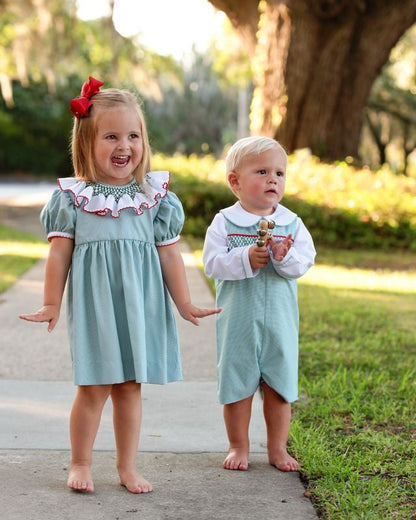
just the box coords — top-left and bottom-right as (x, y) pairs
(203, 213), (259, 280)
(203, 209), (316, 281)
(270, 218), (316, 279)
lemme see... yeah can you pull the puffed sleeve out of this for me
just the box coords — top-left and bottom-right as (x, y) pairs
(40, 188), (76, 241)
(154, 191), (185, 247)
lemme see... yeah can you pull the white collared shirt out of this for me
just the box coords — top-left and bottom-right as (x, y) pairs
(203, 202), (316, 281)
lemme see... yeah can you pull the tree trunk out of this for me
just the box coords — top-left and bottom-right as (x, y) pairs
(208, 0), (416, 160)
(364, 110), (388, 165)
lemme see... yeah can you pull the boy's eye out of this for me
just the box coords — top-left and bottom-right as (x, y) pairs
(258, 169), (267, 175)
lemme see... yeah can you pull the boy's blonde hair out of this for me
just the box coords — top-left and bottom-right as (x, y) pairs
(71, 88), (151, 183)
(225, 136), (287, 176)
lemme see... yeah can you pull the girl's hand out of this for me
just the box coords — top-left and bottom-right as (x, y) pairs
(269, 234), (293, 261)
(19, 305), (60, 333)
(249, 245), (270, 269)
(177, 302), (222, 326)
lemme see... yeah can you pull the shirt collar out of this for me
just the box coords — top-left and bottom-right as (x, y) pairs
(220, 201), (297, 226)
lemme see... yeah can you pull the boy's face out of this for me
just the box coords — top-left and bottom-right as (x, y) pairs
(228, 148), (287, 215)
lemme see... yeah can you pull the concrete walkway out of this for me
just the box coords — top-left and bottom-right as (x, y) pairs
(0, 183), (318, 520)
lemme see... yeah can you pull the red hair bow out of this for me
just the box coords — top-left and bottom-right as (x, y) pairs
(70, 76), (104, 119)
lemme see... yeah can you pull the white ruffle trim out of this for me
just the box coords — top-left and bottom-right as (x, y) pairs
(57, 171), (170, 218)
(156, 236), (181, 247)
(47, 231), (75, 242)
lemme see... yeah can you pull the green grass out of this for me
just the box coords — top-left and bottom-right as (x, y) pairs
(2, 223), (415, 518)
(293, 282), (415, 519)
(190, 239), (416, 520)
(0, 224), (48, 292)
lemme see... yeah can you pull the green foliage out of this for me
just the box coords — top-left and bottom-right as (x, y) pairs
(152, 153), (235, 236)
(145, 52), (238, 157)
(363, 25), (416, 172)
(0, 81), (74, 175)
(0, 54), (238, 176)
(153, 152), (416, 251)
(209, 16), (252, 89)
(2, 0), (416, 172)
(286, 151), (416, 250)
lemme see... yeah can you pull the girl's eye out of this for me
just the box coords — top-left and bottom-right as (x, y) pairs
(258, 169), (267, 175)
(106, 135), (116, 140)
(130, 133), (140, 139)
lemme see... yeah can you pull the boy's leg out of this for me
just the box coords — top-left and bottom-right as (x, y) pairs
(261, 382), (300, 471)
(68, 384), (112, 491)
(111, 381), (152, 493)
(222, 395), (254, 470)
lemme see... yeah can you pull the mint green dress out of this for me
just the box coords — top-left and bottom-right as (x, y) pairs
(40, 172), (184, 386)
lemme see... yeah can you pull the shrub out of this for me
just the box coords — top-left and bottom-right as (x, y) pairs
(0, 81), (73, 176)
(153, 151), (416, 251)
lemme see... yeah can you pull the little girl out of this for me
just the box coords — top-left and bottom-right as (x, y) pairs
(203, 136), (315, 473)
(20, 77), (220, 494)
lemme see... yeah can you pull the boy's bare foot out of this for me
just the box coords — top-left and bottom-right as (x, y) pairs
(223, 448), (249, 471)
(119, 469), (153, 494)
(67, 464), (94, 492)
(269, 448), (301, 472)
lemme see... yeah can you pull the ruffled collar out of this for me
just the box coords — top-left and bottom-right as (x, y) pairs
(220, 202), (297, 226)
(58, 171), (170, 217)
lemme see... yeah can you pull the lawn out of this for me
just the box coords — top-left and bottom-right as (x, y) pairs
(0, 224), (48, 292)
(191, 241), (416, 520)
(1, 226), (415, 519)
(294, 272), (415, 519)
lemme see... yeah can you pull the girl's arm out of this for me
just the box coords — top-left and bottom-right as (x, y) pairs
(19, 237), (74, 332)
(157, 242), (221, 326)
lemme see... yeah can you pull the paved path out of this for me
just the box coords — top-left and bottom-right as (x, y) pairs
(0, 183), (318, 520)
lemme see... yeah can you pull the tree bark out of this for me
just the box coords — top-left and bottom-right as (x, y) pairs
(208, 0), (416, 160)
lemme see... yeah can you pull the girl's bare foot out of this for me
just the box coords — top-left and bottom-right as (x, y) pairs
(119, 468), (153, 494)
(269, 448), (301, 472)
(67, 464), (94, 492)
(223, 447), (249, 471)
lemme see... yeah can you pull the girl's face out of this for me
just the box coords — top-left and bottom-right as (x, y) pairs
(93, 106), (144, 185)
(228, 148), (287, 215)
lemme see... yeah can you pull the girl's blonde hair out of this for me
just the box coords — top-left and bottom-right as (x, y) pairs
(225, 136), (287, 176)
(71, 88), (151, 183)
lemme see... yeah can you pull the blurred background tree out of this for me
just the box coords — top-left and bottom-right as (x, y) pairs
(145, 50), (239, 156)
(0, 0), (415, 176)
(208, 0), (416, 161)
(363, 25), (416, 175)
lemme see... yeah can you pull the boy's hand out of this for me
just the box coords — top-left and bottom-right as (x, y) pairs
(19, 305), (60, 333)
(249, 245), (270, 269)
(269, 234), (293, 261)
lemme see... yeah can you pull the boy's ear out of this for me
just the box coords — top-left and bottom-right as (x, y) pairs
(228, 171), (239, 190)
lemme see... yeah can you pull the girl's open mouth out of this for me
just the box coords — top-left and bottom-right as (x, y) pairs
(112, 155), (130, 166)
